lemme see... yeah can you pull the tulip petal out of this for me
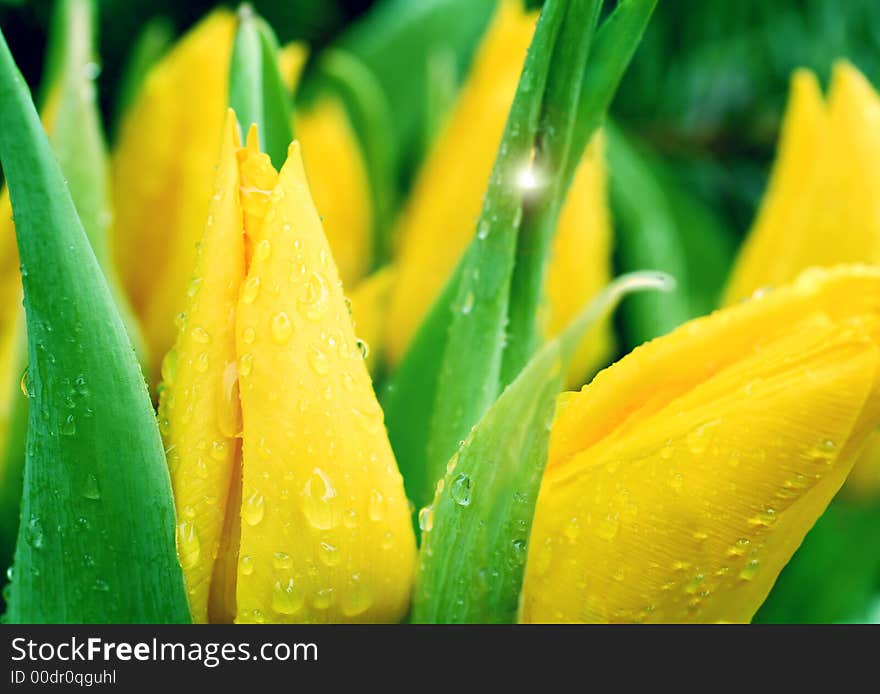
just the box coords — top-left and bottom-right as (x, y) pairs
(521, 266), (880, 623)
(233, 141), (415, 623)
(158, 112), (245, 623)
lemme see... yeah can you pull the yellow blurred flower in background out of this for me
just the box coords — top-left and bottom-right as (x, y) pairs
(522, 266), (880, 623)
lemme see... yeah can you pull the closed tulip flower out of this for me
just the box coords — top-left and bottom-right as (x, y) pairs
(521, 266), (880, 623)
(158, 111), (416, 624)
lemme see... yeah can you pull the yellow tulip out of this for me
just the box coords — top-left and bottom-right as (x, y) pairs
(158, 111), (416, 624)
(724, 62), (880, 498)
(297, 97), (374, 288)
(520, 265), (880, 623)
(112, 10), (236, 385)
(385, 0), (613, 384)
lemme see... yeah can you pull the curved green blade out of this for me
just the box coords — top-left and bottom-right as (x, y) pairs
(0, 27), (189, 623)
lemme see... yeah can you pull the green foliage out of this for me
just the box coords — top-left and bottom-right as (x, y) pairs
(0, 24), (189, 623)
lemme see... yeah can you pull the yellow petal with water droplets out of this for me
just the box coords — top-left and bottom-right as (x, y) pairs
(348, 266), (396, 375)
(297, 97), (373, 288)
(158, 112), (245, 624)
(543, 132), (613, 387)
(234, 141), (415, 624)
(112, 10), (235, 385)
(385, 0), (612, 374)
(521, 266), (880, 623)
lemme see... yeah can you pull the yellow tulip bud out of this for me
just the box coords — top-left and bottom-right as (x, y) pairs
(159, 112), (416, 624)
(385, 0), (613, 383)
(521, 266), (880, 623)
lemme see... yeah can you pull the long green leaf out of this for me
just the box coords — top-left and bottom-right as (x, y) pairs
(413, 272), (672, 623)
(0, 27), (189, 623)
(47, 0), (147, 365)
(501, 0), (658, 384)
(382, 0), (569, 513)
(229, 4), (294, 169)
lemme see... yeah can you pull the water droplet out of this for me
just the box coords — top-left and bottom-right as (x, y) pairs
(243, 491), (265, 526)
(312, 588), (334, 610)
(218, 361), (243, 438)
(242, 326), (256, 344)
(418, 505), (434, 532)
(82, 473), (101, 500)
(355, 338), (369, 360)
(460, 291), (475, 315)
(302, 468), (338, 530)
(319, 541), (340, 566)
(60, 414), (76, 436)
(273, 551), (293, 570)
(595, 512), (620, 541)
(176, 521), (201, 569)
(254, 239), (272, 262)
(476, 221), (490, 239)
(272, 578), (304, 616)
(271, 312), (293, 343)
(449, 473), (472, 507)
(25, 517), (44, 549)
(191, 326), (210, 344)
(748, 507), (777, 528)
(299, 272), (329, 321)
(511, 539), (527, 565)
(195, 351), (209, 373)
(210, 440), (228, 461)
(726, 538), (751, 557)
(307, 345), (329, 376)
(368, 490), (385, 521)
(187, 277), (203, 298)
(242, 276), (261, 304)
(341, 573), (372, 617)
(739, 557), (760, 581)
(239, 352), (254, 377)
(239, 554), (255, 576)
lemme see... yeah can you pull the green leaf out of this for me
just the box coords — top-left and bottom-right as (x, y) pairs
(607, 123), (735, 347)
(413, 272), (672, 623)
(382, 0), (657, 514)
(0, 26), (190, 623)
(229, 4), (294, 169)
(755, 498), (880, 624)
(46, 0), (147, 366)
(501, 0), (658, 384)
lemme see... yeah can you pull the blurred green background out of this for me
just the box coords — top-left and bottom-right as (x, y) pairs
(2, 0), (880, 622)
